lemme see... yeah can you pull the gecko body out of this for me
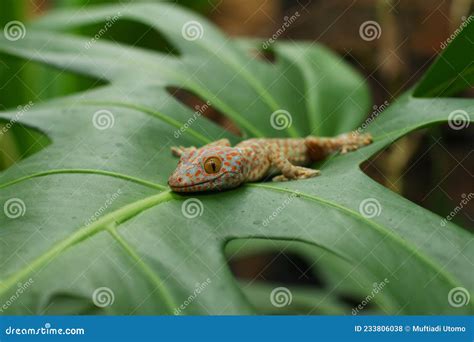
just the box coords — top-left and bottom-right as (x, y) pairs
(168, 132), (372, 192)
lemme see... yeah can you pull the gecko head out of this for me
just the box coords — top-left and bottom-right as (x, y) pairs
(168, 147), (247, 192)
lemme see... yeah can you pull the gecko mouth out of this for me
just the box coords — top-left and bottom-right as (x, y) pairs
(168, 172), (239, 190)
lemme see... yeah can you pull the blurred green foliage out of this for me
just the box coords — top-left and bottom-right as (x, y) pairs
(0, 0), (215, 168)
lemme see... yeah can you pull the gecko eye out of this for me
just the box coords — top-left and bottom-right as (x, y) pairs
(203, 156), (222, 174)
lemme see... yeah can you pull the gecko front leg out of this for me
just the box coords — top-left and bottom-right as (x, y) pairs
(171, 145), (197, 158)
(171, 139), (231, 157)
(267, 144), (321, 182)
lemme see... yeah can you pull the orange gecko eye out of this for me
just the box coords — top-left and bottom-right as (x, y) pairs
(203, 156), (222, 174)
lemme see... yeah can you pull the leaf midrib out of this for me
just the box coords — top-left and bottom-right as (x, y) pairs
(0, 190), (176, 311)
(0, 168), (167, 190)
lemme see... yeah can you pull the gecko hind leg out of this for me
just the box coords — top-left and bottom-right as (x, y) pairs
(268, 144), (321, 182)
(272, 167), (321, 182)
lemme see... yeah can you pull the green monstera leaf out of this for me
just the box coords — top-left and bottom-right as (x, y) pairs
(0, 3), (472, 315)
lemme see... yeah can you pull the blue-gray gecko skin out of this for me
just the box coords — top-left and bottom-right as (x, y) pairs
(168, 132), (372, 192)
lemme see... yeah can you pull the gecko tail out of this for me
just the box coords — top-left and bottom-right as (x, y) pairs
(305, 131), (372, 160)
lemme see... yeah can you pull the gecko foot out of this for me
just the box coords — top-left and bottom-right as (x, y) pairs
(272, 167), (321, 182)
(340, 133), (372, 154)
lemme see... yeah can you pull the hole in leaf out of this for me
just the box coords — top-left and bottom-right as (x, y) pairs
(166, 86), (242, 136)
(64, 18), (180, 56)
(361, 125), (473, 231)
(414, 84), (474, 98)
(450, 87), (474, 98)
(42, 292), (100, 315)
(0, 54), (107, 111)
(0, 122), (51, 171)
(224, 239), (378, 314)
(225, 239), (325, 288)
(253, 48), (277, 63)
(338, 293), (374, 312)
